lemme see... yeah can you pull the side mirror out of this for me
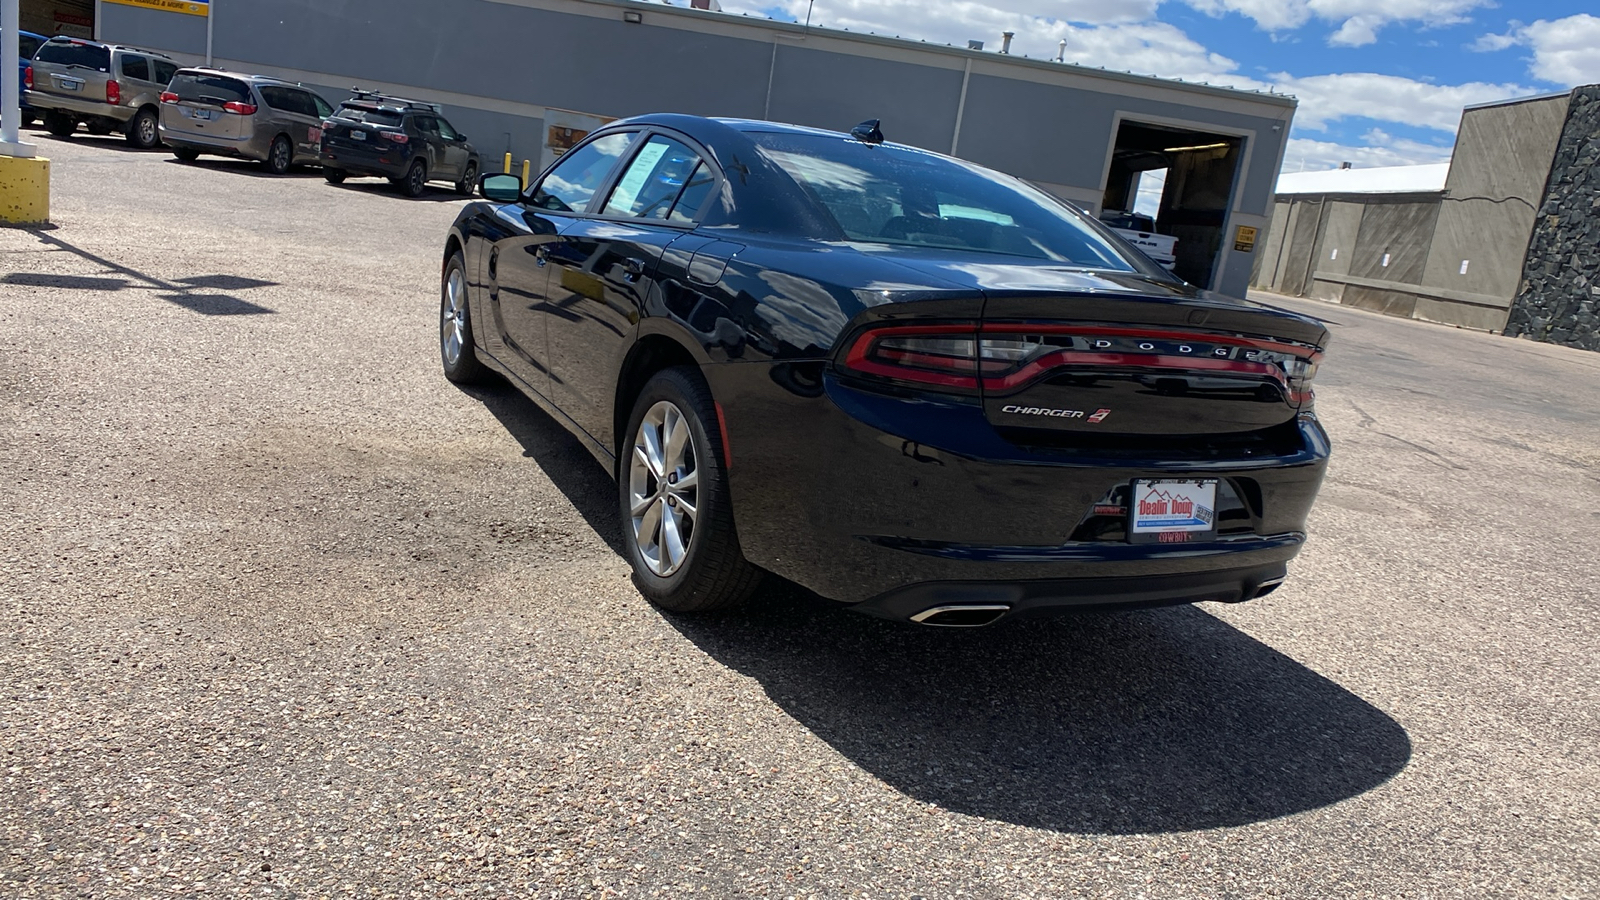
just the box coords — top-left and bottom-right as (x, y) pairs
(455, 133), (467, 142)
(479, 172), (522, 202)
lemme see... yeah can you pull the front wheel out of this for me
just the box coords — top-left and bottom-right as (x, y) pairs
(400, 159), (428, 198)
(439, 251), (487, 385)
(455, 160), (478, 197)
(621, 368), (762, 613)
(324, 168), (347, 184)
(126, 108), (159, 149)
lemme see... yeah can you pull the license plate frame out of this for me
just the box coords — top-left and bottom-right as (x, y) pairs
(190, 108), (215, 121)
(349, 130), (366, 141)
(1128, 479), (1219, 544)
(58, 77), (84, 92)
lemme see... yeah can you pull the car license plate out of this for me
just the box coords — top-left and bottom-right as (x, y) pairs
(59, 78), (83, 91)
(1128, 479), (1217, 543)
(190, 109), (215, 121)
(350, 130), (366, 141)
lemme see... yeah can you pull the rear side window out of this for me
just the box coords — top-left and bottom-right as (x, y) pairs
(152, 60), (177, 85)
(260, 86), (314, 117)
(531, 132), (636, 213)
(19, 35), (44, 59)
(311, 94), (333, 118)
(34, 40), (111, 72)
(168, 72), (251, 106)
(337, 104), (403, 127)
(602, 135), (712, 222)
(120, 55), (150, 82)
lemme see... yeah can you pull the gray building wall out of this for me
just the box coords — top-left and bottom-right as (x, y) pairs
(1252, 89), (1592, 340)
(98, 0), (1295, 299)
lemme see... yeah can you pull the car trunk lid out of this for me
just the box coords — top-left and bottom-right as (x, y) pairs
(163, 72), (254, 141)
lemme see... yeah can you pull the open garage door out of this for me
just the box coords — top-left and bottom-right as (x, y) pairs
(1102, 120), (1243, 290)
(20, 0), (94, 38)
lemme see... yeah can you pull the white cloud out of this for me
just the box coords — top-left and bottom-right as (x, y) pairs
(1184, 0), (1492, 47)
(1280, 135), (1453, 172)
(1473, 14), (1600, 86)
(1270, 72), (1538, 132)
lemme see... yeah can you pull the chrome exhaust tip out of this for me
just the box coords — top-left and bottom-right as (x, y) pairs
(909, 604), (1012, 627)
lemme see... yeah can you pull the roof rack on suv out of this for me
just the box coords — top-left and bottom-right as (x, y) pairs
(347, 87), (441, 114)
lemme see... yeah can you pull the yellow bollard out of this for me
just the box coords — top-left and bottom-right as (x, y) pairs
(503, 152), (512, 174)
(522, 159), (530, 184)
(0, 155), (50, 225)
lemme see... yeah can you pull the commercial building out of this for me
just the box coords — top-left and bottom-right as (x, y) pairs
(87, 0), (1297, 299)
(1252, 87), (1600, 352)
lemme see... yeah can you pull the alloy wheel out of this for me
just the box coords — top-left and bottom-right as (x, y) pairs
(138, 115), (156, 146)
(628, 401), (700, 577)
(441, 266), (468, 366)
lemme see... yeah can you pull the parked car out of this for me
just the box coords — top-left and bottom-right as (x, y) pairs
(438, 114), (1332, 626)
(318, 90), (479, 197)
(159, 68), (334, 174)
(1, 28), (47, 127)
(1099, 209), (1179, 271)
(23, 36), (176, 148)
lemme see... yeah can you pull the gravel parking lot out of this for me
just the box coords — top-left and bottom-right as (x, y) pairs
(2, 132), (1597, 898)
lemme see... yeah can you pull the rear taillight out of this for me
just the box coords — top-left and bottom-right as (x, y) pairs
(222, 101), (257, 115)
(160, 91), (178, 104)
(842, 322), (1322, 399)
(24, 66), (32, 90)
(106, 79), (120, 105)
(382, 132), (410, 144)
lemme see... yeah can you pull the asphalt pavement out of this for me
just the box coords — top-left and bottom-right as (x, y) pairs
(1, 131), (1596, 898)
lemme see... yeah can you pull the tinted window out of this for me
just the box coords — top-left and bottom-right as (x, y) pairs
(413, 115), (438, 135)
(34, 40), (110, 72)
(752, 132), (1138, 269)
(152, 60), (177, 85)
(435, 117), (460, 141)
(337, 104), (403, 127)
(261, 87), (316, 117)
(168, 72), (251, 106)
(531, 132), (636, 214)
(120, 55), (150, 82)
(19, 35), (44, 59)
(312, 95), (333, 118)
(602, 135), (710, 222)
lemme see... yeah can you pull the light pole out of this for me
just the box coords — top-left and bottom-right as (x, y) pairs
(0, 0), (47, 225)
(1, 0), (31, 155)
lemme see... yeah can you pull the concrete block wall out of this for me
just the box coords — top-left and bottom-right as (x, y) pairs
(1504, 85), (1600, 352)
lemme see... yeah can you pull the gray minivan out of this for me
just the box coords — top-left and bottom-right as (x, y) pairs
(160, 68), (334, 174)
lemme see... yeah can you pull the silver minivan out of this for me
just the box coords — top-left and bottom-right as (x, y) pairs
(160, 68), (334, 174)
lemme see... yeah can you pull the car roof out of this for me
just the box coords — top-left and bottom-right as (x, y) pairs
(39, 36), (171, 58)
(173, 67), (301, 87)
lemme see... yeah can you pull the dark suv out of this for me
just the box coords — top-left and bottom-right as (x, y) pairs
(318, 91), (479, 197)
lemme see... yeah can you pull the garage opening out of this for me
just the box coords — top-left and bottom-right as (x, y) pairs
(1101, 121), (1243, 290)
(20, 0), (95, 39)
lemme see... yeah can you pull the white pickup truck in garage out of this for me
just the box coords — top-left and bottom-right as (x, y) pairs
(1099, 210), (1178, 271)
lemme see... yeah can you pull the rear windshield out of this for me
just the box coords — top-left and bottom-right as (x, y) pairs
(751, 131), (1140, 270)
(33, 40), (110, 72)
(168, 72), (251, 106)
(337, 105), (403, 127)
(19, 34), (45, 59)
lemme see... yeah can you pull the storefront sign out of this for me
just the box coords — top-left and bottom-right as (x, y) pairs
(104, 0), (210, 17)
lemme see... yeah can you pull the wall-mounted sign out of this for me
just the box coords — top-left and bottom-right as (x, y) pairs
(104, 0), (210, 17)
(1234, 225), (1258, 253)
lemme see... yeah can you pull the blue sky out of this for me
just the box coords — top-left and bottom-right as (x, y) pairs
(723, 0), (1600, 174)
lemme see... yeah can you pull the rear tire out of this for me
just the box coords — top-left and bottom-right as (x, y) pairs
(173, 147), (200, 163)
(86, 120), (113, 136)
(20, 111), (36, 128)
(264, 135), (292, 175)
(620, 367), (762, 613)
(439, 251), (488, 385)
(43, 111), (75, 137)
(455, 160), (478, 197)
(400, 158), (428, 198)
(324, 168), (347, 184)
(126, 108), (159, 149)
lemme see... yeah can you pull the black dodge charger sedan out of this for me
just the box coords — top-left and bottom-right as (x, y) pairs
(439, 114), (1330, 626)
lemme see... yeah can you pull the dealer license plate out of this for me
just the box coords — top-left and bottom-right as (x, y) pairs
(349, 130), (366, 141)
(1129, 479), (1218, 543)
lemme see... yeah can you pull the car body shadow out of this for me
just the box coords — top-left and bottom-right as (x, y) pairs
(462, 377), (1412, 835)
(164, 158), (326, 179)
(326, 180), (470, 203)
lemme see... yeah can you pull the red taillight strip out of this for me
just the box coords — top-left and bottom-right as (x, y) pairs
(980, 323), (1323, 362)
(981, 351), (1286, 393)
(842, 323), (980, 389)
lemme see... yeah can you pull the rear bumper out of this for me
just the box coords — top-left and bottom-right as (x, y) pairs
(23, 89), (129, 122)
(319, 143), (409, 179)
(702, 361), (1329, 615)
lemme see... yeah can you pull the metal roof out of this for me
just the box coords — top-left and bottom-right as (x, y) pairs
(1274, 163), (1451, 196)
